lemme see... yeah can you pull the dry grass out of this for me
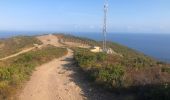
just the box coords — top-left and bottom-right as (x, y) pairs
(0, 36), (42, 59)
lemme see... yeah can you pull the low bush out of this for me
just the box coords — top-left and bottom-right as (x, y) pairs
(97, 64), (125, 88)
(74, 48), (97, 68)
(74, 48), (125, 89)
(96, 52), (107, 61)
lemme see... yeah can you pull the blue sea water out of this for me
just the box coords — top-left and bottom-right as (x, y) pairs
(0, 31), (170, 63)
(0, 31), (46, 38)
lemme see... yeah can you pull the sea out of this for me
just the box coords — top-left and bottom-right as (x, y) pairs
(0, 31), (170, 63)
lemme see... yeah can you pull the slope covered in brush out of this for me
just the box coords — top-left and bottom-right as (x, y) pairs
(60, 34), (170, 100)
(0, 36), (42, 58)
(0, 45), (67, 99)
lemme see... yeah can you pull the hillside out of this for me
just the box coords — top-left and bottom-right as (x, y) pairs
(0, 34), (170, 100)
(0, 36), (42, 59)
(0, 35), (68, 99)
(59, 34), (170, 100)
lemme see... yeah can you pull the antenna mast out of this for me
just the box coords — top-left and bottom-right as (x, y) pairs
(103, 0), (108, 52)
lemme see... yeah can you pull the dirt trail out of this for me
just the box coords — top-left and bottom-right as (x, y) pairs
(19, 35), (86, 100)
(19, 49), (86, 100)
(19, 34), (118, 100)
(18, 49), (117, 100)
(0, 47), (35, 61)
(0, 34), (59, 61)
(36, 34), (62, 47)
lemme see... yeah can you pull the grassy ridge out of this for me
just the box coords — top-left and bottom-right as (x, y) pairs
(108, 42), (158, 69)
(61, 34), (158, 68)
(0, 36), (42, 58)
(0, 45), (67, 99)
(74, 48), (125, 88)
(56, 34), (100, 46)
(73, 48), (170, 100)
(65, 32), (170, 100)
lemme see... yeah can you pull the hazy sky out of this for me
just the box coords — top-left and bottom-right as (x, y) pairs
(0, 0), (170, 33)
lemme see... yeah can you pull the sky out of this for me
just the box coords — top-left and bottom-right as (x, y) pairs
(0, 0), (170, 34)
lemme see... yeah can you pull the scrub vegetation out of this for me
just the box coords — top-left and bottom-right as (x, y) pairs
(0, 36), (42, 59)
(0, 45), (67, 99)
(61, 34), (170, 100)
(1, 34), (170, 100)
(56, 34), (100, 46)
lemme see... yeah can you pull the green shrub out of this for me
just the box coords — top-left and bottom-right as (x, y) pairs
(0, 68), (11, 81)
(96, 52), (107, 61)
(98, 64), (125, 87)
(75, 49), (97, 68)
(74, 48), (125, 88)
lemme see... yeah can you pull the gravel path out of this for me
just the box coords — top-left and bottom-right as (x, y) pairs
(19, 35), (86, 100)
(18, 35), (120, 100)
(19, 49), (87, 100)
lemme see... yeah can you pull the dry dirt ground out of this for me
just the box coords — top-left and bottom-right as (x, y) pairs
(0, 47), (36, 61)
(0, 43), (4, 48)
(36, 34), (62, 47)
(62, 41), (91, 48)
(0, 34), (60, 61)
(19, 49), (86, 100)
(17, 34), (126, 100)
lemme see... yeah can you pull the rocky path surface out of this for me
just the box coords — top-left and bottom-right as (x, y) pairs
(18, 35), (118, 100)
(19, 49), (118, 100)
(19, 49), (87, 100)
